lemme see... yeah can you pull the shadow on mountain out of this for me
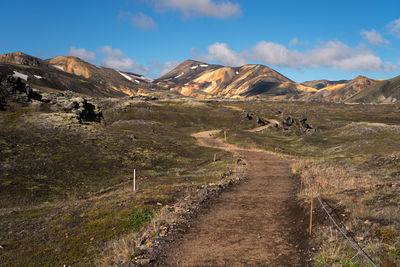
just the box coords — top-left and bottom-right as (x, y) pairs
(240, 81), (285, 97)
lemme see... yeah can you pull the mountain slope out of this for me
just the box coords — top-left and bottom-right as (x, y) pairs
(46, 56), (155, 95)
(347, 75), (400, 103)
(306, 76), (378, 102)
(155, 60), (315, 98)
(302, 79), (349, 90)
(0, 51), (49, 67)
(0, 52), (165, 97)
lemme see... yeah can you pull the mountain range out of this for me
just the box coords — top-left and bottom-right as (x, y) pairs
(0, 51), (399, 103)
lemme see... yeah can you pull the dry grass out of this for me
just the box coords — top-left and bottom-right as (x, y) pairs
(292, 158), (399, 266)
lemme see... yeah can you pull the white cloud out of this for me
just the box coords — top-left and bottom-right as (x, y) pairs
(152, 0), (241, 19)
(303, 42), (384, 71)
(249, 41), (387, 71)
(155, 60), (181, 76)
(67, 46), (97, 61)
(199, 40), (397, 72)
(388, 18), (400, 38)
(199, 42), (246, 66)
(100, 46), (149, 75)
(119, 12), (157, 31)
(361, 29), (389, 45)
(250, 41), (303, 68)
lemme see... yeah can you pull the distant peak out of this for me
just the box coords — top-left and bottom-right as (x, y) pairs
(1, 51), (38, 58)
(353, 75), (368, 80)
(181, 59), (208, 66)
(49, 56), (86, 62)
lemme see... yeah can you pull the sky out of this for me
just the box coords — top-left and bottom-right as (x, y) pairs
(1, 0), (400, 82)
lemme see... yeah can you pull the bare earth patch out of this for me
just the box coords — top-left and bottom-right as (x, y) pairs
(153, 131), (310, 266)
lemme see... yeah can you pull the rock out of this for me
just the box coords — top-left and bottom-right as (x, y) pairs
(55, 96), (103, 122)
(0, 71), (43, 105)
(137, 258), (151, 265)
(237, 158), (246, 165)
(243, 111), (253, 120)
(256, 116), (266, 125)
(281, 115), (317, 134)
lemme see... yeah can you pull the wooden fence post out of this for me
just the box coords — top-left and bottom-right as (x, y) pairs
(309, 187), (314, 236)
(134, 169), (136, 192)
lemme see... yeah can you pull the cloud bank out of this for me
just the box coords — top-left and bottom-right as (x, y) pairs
(196, 40), (397, 72)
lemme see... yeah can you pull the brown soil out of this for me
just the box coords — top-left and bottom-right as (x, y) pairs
(153, 131), (310, 266)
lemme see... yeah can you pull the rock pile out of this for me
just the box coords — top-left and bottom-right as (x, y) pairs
(282, 116), (317, 133)
(243, 111), (267, 125)
(0, 71), (42, 105)
(1, 70), (103, 124)
(51, 96), (103, 122)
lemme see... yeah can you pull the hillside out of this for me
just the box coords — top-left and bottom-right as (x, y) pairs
(0, 52), (165, 97)
(307, 76), (378, 102)
(0, 51), (49, 67)
(46, 56), (155, 96)
(154, 60), (316, 99)
(302, 79), (349, 90)
(347, 75), (400, 103)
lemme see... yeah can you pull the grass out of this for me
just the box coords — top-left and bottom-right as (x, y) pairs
(0, 98), (253, 266)
(213, 100), (400, 266)
(126, 208), (153, 230)
(1, 98), (399, 266)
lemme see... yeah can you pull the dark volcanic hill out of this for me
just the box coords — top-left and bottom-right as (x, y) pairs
(154, 60), (316, 99)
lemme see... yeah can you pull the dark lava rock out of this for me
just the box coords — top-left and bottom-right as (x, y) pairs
(0, 71), (42, 104)
(282, 116), (317, 133)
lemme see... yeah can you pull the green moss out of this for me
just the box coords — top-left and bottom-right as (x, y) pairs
(126, 208), (153, 230)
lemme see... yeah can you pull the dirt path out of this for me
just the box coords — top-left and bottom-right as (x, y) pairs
(154, 131), (309, 266)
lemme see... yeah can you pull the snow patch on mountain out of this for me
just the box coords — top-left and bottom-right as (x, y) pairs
(52, 65), (64, 71)
(118, 71), (132, 81)
(175, 72), (185, 79)
(13, 71), (28, 81)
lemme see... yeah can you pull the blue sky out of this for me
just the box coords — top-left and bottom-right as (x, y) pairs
(1, 0), (400, 82)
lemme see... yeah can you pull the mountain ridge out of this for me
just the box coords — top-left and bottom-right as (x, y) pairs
(0, 51), (399, 103)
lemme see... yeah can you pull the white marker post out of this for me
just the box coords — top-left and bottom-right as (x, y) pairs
(224, 129), (227, 141)
(213, 153), (216, 162)
(133, 169), (136, 192)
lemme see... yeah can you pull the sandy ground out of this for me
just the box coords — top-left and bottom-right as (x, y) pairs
(153, 130), (310, 266)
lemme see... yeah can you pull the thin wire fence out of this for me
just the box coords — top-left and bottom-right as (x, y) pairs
(301, 168), (378, 267)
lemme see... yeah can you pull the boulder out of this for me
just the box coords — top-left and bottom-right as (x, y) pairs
(57, 96), (103, 122)
(0, 71), (42, 105)
(282, 116), (317, 133)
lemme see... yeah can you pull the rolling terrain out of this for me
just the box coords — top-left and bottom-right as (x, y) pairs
(0, 50), (399, 266)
